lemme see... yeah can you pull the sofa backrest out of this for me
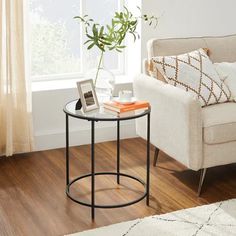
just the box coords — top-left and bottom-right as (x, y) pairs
(144, 34), (236, 74)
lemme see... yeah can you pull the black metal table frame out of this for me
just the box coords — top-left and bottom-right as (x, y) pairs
(64, 106), (151, 220)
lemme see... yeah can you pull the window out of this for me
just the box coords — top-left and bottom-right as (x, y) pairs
(30, 0), (124, 81)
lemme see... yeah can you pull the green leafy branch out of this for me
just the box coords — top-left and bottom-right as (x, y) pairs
(74, 6), (158, 84)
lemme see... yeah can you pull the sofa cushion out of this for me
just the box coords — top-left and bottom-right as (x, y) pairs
(151, 48), (231, 107)
(214, 62), (236, 101)
(203, 102), (236, 144)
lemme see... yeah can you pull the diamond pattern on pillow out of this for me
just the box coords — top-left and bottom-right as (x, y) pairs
(151, 48), (231, 107)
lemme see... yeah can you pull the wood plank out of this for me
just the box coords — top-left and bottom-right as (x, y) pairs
(0, 138), (236, 236)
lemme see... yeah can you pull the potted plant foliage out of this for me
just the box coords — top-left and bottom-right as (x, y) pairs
(74, 6), (157, 100)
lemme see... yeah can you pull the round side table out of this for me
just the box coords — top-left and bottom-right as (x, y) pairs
(63, 99), (151, 219)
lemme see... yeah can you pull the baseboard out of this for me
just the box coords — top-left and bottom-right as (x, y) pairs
(34, 121), (137, 151)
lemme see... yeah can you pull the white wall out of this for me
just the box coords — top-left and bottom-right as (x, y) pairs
(32, 0), (236, 151)
(141, 0), (236, 59)
(32, 86), (136, 151)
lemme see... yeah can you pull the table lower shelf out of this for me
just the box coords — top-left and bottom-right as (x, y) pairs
(66, 172), (147, 209)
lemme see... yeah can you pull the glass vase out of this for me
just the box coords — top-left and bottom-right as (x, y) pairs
(85, 67), (115, 103)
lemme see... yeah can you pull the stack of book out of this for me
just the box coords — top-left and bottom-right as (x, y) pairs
(103, 100), (150, 117)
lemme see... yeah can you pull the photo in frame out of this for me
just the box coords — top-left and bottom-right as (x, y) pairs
(77, 79), (99, 113)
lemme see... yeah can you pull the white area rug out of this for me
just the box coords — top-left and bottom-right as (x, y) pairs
(68, 199), (236, 236)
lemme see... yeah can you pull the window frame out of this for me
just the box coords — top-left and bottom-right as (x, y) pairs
(30, 0), (126, 82)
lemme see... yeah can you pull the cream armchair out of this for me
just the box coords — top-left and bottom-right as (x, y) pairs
(134, 34), (236, 195)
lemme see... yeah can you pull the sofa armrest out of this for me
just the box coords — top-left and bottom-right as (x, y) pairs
(133, 74), (203, 171)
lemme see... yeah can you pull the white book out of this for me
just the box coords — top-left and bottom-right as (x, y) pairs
(103, 107), (148, 117)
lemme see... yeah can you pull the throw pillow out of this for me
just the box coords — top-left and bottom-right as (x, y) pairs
(148, 61), (167, 83)
(147, 48), (210, 84)
(214, 62), (236, 101)
(151, 48), (231, 107)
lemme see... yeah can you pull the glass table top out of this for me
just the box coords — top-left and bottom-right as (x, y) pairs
(63, 99), (150, 121)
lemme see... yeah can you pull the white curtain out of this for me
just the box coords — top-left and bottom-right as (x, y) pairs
(0, 0), (33, 156)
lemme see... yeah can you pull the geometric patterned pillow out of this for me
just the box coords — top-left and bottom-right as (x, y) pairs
(151, 48), (231, 107)
(148, 48), (210, 84)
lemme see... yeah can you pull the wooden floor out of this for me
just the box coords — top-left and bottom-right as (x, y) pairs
(1, 138), (236, 236)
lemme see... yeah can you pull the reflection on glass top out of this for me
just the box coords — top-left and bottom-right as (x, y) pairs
(64, 100), (150, 120)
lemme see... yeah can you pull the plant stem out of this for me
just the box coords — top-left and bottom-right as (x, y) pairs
(94, 51), (104, 86)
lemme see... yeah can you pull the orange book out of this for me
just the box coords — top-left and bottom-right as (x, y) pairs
(103, 100), (150, 113)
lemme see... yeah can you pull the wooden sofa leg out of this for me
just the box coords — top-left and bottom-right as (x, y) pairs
(153, 147), (159, 166)
(197, 168), (207, 197)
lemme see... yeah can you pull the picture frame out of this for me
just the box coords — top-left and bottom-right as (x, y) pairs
(77, 79), (99, 113)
